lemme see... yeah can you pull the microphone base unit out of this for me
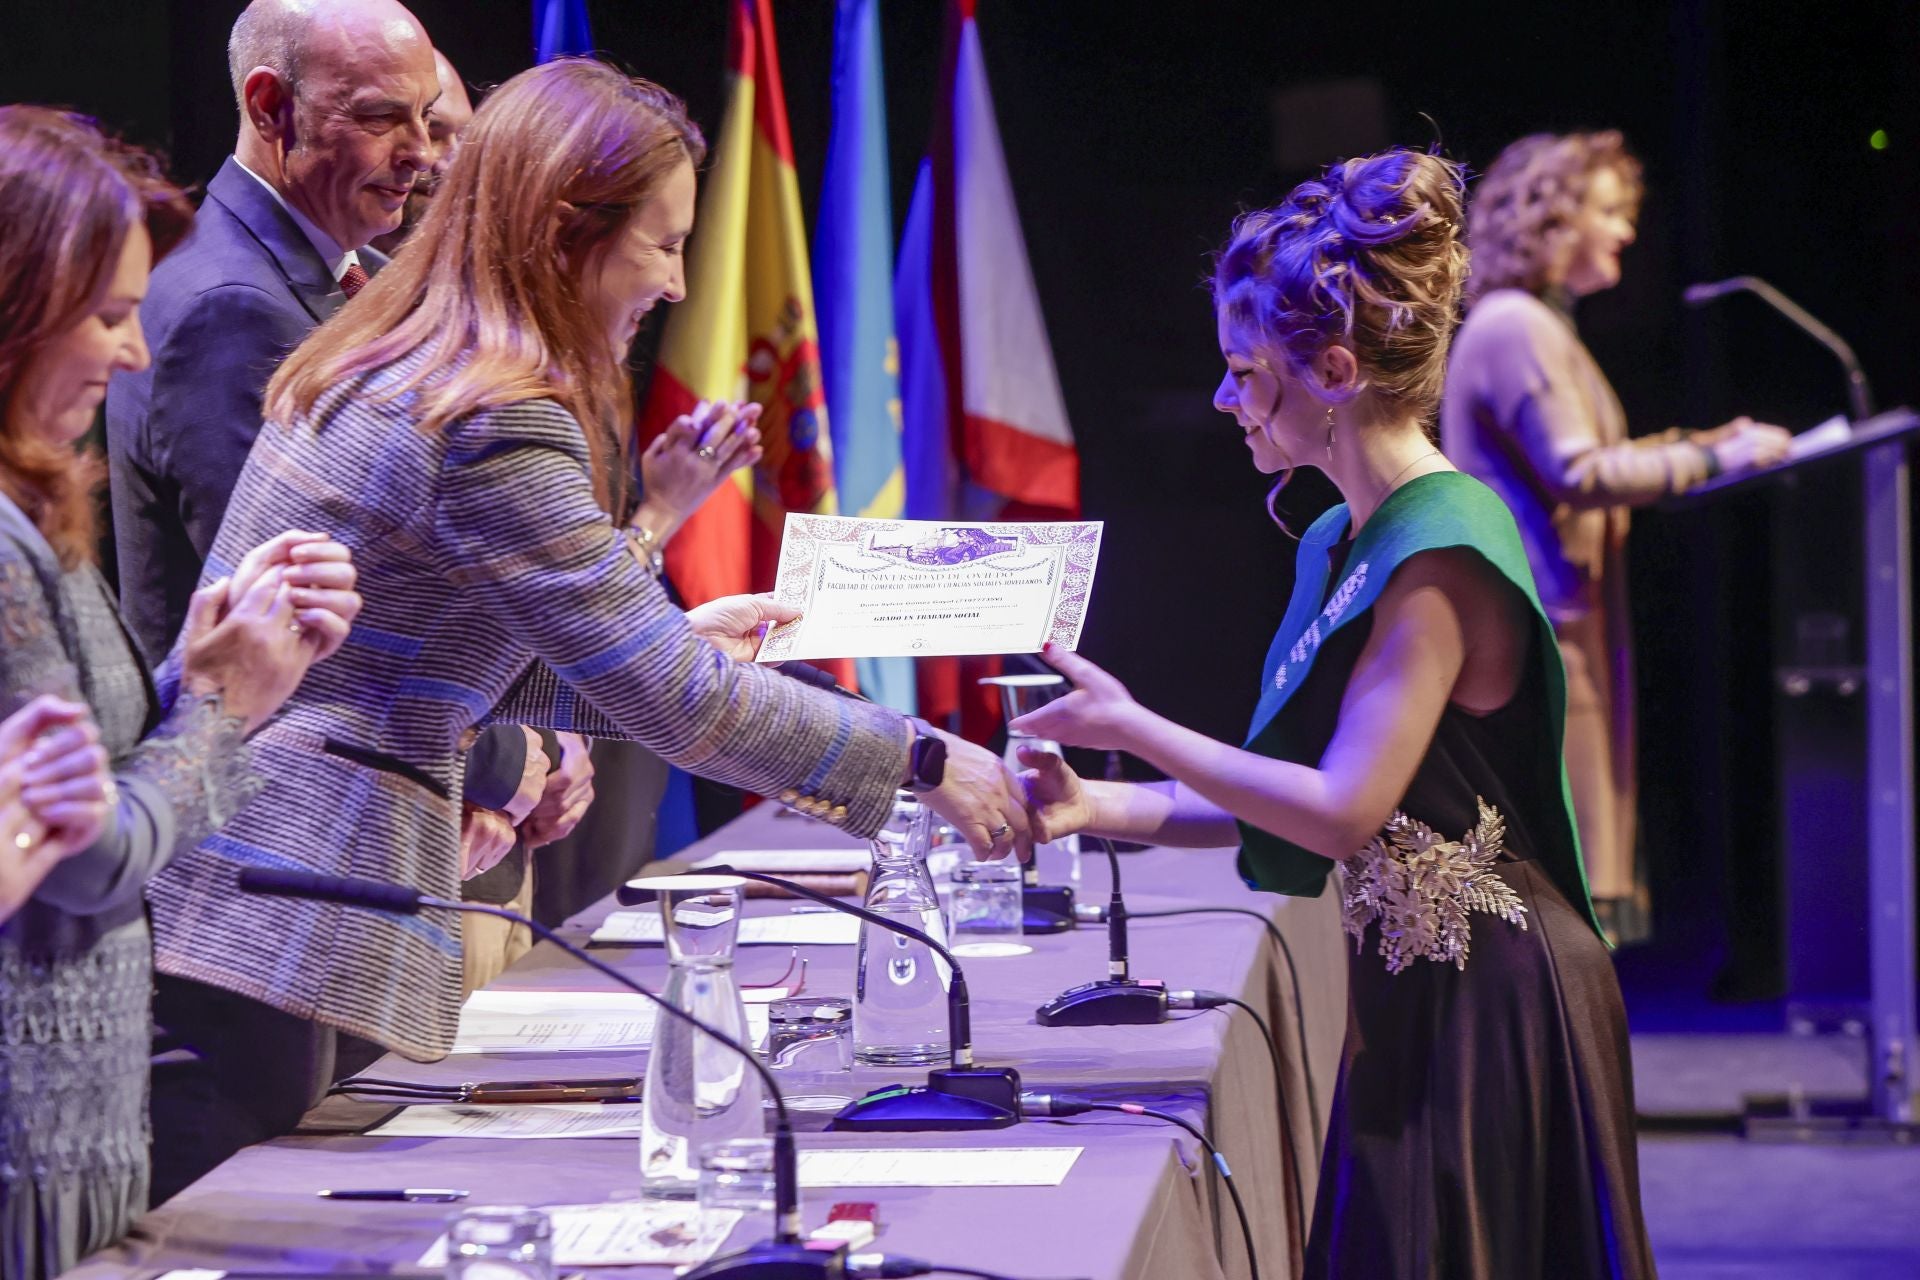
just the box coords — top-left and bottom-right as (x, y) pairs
(681, 1240), (849, 1279)
(1023, 884), (1075, 934)
(1037, 979), (1169, 1027)
(828, 1066), (1022, 1132)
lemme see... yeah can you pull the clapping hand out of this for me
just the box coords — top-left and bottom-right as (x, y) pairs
(0, 696), (111, 920)
(521, 732), (595, 850)
(459, 804), (517, 879)
(635, 401), (765, 542)
(1008, 645), (1146, 752)
(686, 593), (802, 662)
(226, 530), (363, 659)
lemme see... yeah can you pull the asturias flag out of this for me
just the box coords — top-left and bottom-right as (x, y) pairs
(637, 0), (839, 614)
(896, 0), (1080, 730)
(814, 0), (915, 715)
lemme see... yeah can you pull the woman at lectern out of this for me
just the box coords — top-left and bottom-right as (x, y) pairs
(1441, 130), (1789, 942)
(1015, 149), (1656, 1277)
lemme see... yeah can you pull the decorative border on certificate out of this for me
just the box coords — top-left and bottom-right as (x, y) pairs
(756, 515), (1104, 662)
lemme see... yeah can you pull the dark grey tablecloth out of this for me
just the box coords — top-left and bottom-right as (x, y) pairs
(75, 807), (1345, 1280)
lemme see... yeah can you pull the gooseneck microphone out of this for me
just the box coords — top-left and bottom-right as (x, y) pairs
(1683, 275), (1874, 423)
(237, 867), (829, 1277)
(656, 866), (1021, 1131)
(1035, 838), (1169, 1026)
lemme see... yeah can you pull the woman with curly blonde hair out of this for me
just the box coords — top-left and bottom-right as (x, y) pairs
(1021, 147), (1655, 1278)
(1442, 131), (1788, 941)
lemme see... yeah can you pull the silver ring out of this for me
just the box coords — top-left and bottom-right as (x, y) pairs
(288, 622), (304, 633)
(696, 445), (717, 460)
(988, 822), (1012, 842)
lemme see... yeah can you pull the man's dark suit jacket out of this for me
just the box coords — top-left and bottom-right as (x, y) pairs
(103, 156), (528, 804)
(106, 156), (374, 665)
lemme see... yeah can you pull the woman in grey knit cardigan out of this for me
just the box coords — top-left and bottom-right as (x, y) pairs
(0, 107), (364, 1279)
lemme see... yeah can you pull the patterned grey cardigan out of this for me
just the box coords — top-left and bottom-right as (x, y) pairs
(0, 496), (253, 1253)
(146, 359), (913, 1059)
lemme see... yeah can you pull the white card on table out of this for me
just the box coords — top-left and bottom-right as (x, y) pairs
(367, 1101), (645, 1139)
(798, 1146), (1083, 1187)
(418, 1201), (741, 1267)
(447, 989), (769, 1054)
(590, 910), (859, 948)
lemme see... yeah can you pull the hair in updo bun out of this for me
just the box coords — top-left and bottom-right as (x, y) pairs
(1212, 149), (1468, 429)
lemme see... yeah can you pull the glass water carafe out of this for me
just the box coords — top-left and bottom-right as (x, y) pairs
(639, 874), (765, 1199)
(853, 792), (952, 1066)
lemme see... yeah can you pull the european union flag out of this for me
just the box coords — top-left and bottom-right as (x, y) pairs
(533, 0), (593, 63)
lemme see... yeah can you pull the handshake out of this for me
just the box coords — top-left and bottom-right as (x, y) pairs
(906, 727), (1096, 863)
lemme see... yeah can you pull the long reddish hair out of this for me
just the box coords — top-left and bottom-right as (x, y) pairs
(0, 107), (192, 567)
(264, 57), (705, 516)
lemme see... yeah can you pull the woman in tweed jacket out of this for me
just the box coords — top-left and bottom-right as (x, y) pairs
(0, 109), (362, 1278)
(145, 58), (1031, 1181)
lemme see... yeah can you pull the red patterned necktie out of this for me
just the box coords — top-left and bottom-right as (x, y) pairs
(339, 261), (370, 299)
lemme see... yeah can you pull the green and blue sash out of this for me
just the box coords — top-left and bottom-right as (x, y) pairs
(1235, 471), (1603, 938)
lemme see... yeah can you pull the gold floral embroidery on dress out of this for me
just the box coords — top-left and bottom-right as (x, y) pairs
(1340, 797), (1527, 973)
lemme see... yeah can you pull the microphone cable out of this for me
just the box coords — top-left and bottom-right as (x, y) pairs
(848, 1263), (1089, 1280)
(1020, 1095), (1259, 1280)
(1127, 903), (1320, 1146)
(1088, 1103), (1259, 1280)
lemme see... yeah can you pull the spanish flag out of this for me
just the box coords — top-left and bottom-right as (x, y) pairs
(638, 0), (837, 611)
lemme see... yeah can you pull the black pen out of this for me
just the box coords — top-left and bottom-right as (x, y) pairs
(317, 1188), (470, 1202)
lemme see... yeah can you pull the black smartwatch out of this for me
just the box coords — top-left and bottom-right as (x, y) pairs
(903, 718), (947, 791)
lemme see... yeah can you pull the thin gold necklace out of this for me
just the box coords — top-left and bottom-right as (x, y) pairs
(1379, 449), (1442, 497)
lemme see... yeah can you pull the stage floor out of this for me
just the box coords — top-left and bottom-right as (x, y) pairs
(1631, 1029), (1920, 1277)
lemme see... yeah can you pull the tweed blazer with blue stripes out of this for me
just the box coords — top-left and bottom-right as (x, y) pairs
(145, 358), (912, 1059)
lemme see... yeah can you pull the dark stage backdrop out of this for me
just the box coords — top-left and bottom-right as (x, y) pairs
(6, 0), (1917, 996)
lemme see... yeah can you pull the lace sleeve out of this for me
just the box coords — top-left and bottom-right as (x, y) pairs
(1, 538), (260, 914)
(119, 690), (260, 852)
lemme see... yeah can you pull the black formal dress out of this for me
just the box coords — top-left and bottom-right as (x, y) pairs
(1238, 474), (1656, 1278)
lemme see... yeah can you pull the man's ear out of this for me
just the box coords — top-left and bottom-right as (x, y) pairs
(241, 67), (296, 146)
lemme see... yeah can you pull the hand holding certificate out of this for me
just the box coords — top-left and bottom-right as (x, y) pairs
(754, 515), (1103, 662)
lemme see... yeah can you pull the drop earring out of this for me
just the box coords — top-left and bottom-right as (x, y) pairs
(1324, 406), (1337, 461)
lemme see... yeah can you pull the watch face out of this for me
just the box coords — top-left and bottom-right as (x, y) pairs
(916, 734), (948, 788)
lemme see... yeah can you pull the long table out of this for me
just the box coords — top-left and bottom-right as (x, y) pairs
(74, 807), (1347, 1280)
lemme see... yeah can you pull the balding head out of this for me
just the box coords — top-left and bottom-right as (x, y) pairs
(229, 0), (440, 252)
(229, 0), (431, 108)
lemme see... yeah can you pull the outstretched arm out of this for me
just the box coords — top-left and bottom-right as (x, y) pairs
(1018, 548), (1512, 859)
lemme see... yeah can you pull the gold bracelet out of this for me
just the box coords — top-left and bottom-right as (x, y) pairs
(627, 522), (665, 578)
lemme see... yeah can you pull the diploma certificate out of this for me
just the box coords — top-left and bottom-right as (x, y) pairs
(755, 515), (1103, 661)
